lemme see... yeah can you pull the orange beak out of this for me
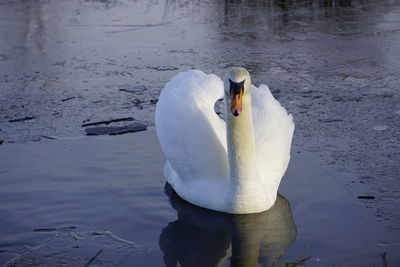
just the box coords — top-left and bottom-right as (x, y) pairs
(230, 89), (243, 116)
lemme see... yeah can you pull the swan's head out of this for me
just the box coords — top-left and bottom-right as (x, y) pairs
(224, 67), (251, 117)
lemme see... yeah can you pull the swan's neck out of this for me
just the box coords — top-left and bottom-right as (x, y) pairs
(225, 92), (259, 194)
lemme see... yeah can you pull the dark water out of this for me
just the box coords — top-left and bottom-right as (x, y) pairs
(0, 132), (399, 266)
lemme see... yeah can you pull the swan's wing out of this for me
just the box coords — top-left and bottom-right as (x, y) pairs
(155, 70), (229, 186)
(252, 84), (294, 191)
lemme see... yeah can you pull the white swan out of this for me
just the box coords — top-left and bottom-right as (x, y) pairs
(155, 67), (294, 214)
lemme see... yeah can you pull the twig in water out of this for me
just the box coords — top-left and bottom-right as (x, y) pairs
(382, 251), (388, 267)
(62, 97), (76, 102)
(287, 256), (312, 267)
(358, 195), (375, 200)
(40, 135), (57, 140)
(9, 116), (36, 122)
(83, 249), (103, 267)
(81, 117), (135, 127)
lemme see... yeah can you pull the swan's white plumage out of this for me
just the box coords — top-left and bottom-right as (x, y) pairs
(155, 69), (294, 213)
(251, 84), (294, 192)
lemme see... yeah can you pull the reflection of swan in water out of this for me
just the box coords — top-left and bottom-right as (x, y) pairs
(159, 184), (297, 267)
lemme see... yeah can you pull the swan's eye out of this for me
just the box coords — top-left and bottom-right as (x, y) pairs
(229, 79), (245, 95)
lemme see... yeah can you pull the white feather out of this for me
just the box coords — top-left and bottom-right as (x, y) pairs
(155, 69), (294, 213)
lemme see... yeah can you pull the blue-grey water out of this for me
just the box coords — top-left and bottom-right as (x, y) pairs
(1, 0), (400, 231)
(1, 0), (400, 266)
(0, 132), (399, 266)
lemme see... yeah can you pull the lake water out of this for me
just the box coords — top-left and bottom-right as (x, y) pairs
(1, 0), (400, 265)
(1, 0), (400, 232)
(0, 131), (399, 266)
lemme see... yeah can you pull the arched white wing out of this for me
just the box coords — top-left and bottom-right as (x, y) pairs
(251, 84), (294, 191)
(155, 70), (229, 188)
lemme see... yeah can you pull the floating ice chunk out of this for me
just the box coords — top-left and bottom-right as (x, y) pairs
(373, 125), (388, 131)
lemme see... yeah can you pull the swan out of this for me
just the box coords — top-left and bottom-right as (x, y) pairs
(155, 67), (294, 214)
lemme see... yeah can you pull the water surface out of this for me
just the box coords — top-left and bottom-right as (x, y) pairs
(0, 0), (399, 231)
(0, 132), (398, 266)
(1, 0), (400, 265)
